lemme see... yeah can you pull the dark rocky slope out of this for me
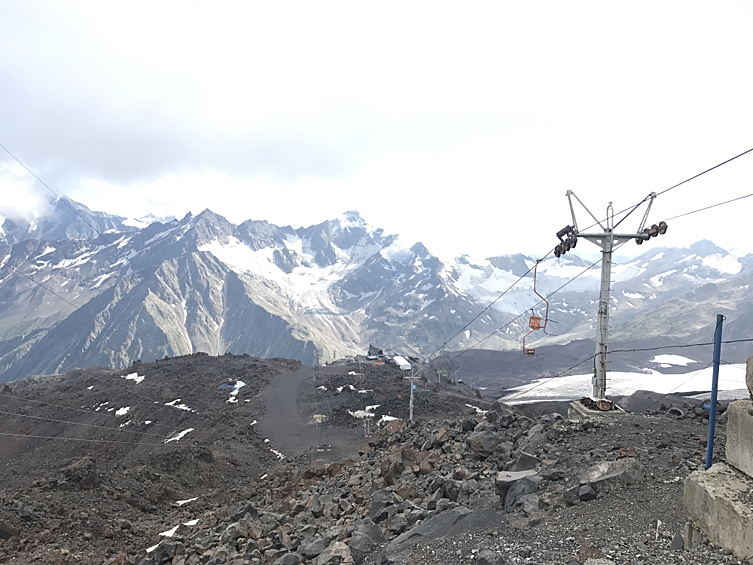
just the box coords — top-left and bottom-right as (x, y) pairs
(0, 354), (741, 565)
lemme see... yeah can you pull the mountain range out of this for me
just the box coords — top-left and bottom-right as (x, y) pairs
(1, 197), (751, 383)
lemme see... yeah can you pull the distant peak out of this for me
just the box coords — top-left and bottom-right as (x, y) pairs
(688, 239), (727, 256)
(122, 212), (177, 230)
(338, 210), (367, 228)
(191, 209), (235, 231)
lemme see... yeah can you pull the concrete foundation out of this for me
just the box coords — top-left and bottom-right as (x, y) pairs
(684, 462), (753, 561)
(726, 399), (753, 478)
(568, 400), (626, 422)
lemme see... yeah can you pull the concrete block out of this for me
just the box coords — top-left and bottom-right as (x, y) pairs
(725, 400), (753, 478)
(683, 521), (706, 551)
(568, 401), (626, 422)
(684, 463), (753, 561)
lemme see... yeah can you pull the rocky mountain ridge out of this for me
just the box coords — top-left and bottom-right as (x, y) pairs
(1, 197), (751, 382)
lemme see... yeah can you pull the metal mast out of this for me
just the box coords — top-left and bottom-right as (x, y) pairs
(312, 353), (330, 451)
(555, 191), (667, 399)
(406, 365), (423, 422)
(409, 366), (415, 422)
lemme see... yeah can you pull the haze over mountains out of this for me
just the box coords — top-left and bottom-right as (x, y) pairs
(1, 197), (751, 383)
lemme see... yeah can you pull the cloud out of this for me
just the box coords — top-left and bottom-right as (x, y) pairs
(0, 71), (372, 185)
(0, 159), (55, 220)
(0, 3), (384, 186)
(1, 1), (753, 259)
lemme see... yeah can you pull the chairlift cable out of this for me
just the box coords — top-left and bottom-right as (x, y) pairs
(426, 255), (548, 359)
(0, 390), (186, 434)
(0, 408), (182, 440)
(663, 192), (753, 223)
(0, 431), (173, 447)
(433, 148), (753, 360)
(444, 183), (753, 362)
(500, 354), (598, 402)
(448, 257), (603, 361)
(578, 146), (753, 235)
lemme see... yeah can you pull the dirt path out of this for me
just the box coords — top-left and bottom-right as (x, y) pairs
(257, 366), (364, 462)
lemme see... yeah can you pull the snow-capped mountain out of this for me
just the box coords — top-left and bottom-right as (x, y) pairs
(0, 198), (750, 382)
(449, 239), (753, 345)
(0, 196), (137, 245)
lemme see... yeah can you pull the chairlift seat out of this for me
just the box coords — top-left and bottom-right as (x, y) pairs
(529, 316), (542, 330)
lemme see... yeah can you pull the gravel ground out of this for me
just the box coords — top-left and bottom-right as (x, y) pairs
(399, 412), (741, 565)
(0, 354), (748, 565)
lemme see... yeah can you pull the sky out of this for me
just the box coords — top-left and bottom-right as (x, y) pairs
(1, 1), (753, 259)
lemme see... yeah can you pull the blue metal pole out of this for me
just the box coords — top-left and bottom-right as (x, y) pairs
(705, 314), (725, 469)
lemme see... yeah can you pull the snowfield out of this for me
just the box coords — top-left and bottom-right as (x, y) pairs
(502, 364), (747, 404)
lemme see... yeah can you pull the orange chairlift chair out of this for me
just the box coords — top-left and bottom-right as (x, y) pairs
(522, 261), (551, 356)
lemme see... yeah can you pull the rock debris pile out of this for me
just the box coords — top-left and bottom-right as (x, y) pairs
(133, 401), (740, 565)
(0, 352), (744, 565)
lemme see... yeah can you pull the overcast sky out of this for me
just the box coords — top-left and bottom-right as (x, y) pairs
(1, 1), (752, 259)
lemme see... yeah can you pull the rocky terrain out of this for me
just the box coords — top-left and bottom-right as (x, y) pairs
(0, 353), (286, 564)
(0, 353), (747, 565)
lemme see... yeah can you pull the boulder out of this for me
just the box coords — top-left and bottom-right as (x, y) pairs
(494, 469), (538, 500)
(349, 518), (386, 565)
(462, 418), (478, 431)
(516, 427), (545, 454)
(381, 420), (407, 435)
(228, 501), (259, 521)
(61, 456), (99, 489)
(578, 484), (598, 501)
(380, 449), (405, 485)
(274, 553), (302, 565)
(308, 494), (324, 518)
(476, 549), (504, 565)
(434, 427), (450, 445)
(417, 458), (434, 475)
(395, 483), (419, 500)
(562, 484), (580, 505)
(316, 540), (352, 565)
(220, 521), (247, 543)
(460, 479), (479, 499)
(0, 522), (19, 540)
(508, 451), (538, 472)
(503, 475), (542, 511)
(370, 488), (401, 523)
(467, 430), (499, 458)
(377, 507), (503, 564)
(517, 493), (541, 515)
(578, 458), (644, 491)
(301, 537), (330, 559)
(443, 479), (462, 501)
